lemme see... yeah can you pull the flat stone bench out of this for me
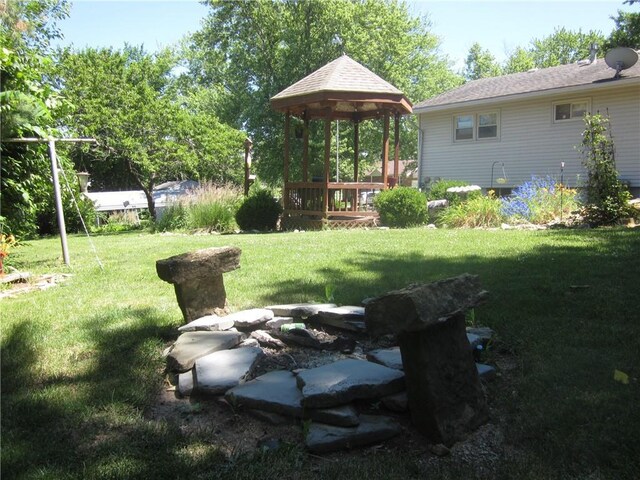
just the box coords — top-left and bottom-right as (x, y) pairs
(156, 246), (241, 322)
(365, 273), (489, 446)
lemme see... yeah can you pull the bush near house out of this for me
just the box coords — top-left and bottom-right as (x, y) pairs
(425, 178), (479, 207)
(374, 186), (428, 228)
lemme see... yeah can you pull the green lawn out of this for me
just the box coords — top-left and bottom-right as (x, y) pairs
(2, 228), (639, 479)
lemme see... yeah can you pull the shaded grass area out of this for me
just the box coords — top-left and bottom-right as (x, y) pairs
(2, 228), (639, 479)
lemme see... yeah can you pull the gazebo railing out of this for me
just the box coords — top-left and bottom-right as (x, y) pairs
(284, 182), (384, 217)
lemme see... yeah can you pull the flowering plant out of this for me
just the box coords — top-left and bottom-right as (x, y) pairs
(501, 176), (578, 224)
(0, 233), (17, 274)
(0, 233), (16, 259)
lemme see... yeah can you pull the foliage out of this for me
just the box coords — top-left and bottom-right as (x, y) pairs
(503, 46), (536, 74)
(235, 188), (283, 232)
(528, 27), (605, 68)
(373, 187), (427, 228)
(0, 233), (17, 265)
(603, 9), (640, 49)
(501, 176), (579, 224)
(424, 178), (478, 207)
(438, 192), (504, 228)
(579, 113), (632, 225)
(187, 0), (462, 183)
(55, 46), (246, 218)
(156, 183), (242, 233)
(0, 0), (73, 238)
(463, 42), (502, 80)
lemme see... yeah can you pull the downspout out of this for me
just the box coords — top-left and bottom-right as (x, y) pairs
(417, 113), (424, 189)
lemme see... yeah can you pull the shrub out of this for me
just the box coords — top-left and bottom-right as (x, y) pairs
(439, 192), (504, 228)
(374, 187), (427, 228)
(425, 179), (478, 207)
(579, 113), (632, 225)
(235, 189), (282, 231)
(501, 176), (579, 224)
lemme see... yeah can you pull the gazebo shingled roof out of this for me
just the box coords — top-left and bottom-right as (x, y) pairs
(270, 55), (412, 120)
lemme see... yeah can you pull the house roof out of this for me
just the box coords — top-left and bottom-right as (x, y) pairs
(270, 54), (412, 119)
(415, 56), (640, 113)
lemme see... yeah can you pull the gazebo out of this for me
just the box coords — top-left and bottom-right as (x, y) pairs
(270, 55), (412, 229)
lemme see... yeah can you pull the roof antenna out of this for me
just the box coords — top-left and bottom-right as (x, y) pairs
(604, 47), (639, 79)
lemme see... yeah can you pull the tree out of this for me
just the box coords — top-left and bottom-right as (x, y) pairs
(529, 27), (605, 68)
(463, 42), (502, 80)
(56, 46), (246, 218)
(187, 0), (462, 183)
(603, 10), (640, 49)
(0, 0), (76, 238)
(503, 46), (536, 74)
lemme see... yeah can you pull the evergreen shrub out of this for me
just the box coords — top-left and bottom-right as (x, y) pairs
(235, 189), (282, 231)
(374, 187), (427, 228)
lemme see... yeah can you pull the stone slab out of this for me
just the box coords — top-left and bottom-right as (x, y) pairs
(265, 317), (294, 330)
(178, 314), (234, 332)
(367, 334), (482, 371)
(309, 306), (366, 332)
(251, 330), (286, 349)
(226, 370), (304, 418)
(296, 359), (405, 408)
(266, 303), (337, 318)
(178, 370), (194, 397)
(237, 338), (260, 348)
(364, 274), (488, 336)
(476, 363), (497, 381)
(194, 347), (264, 395)
(305, 415), (401, 453)
(466, 326), (494, 343)
(166, 331), (243, 372)
(156, 246), (241, 284)
(398, 312), (488, 446)
(226, 308), (274, 329)
(226, 370), (361, 427)
(309, 405), (360, 427)
(366, 347), (403, 370)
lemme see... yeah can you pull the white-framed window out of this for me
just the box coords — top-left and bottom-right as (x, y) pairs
(454, 112), (499, 142)
(455, 115), (474, 141)
(553, 99), (590, 122)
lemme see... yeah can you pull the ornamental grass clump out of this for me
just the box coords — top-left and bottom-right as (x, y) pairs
(501, 176), (578, 224)
(374, 187), (428, 228)
(439, 191), (504, 228)
(156, 183), (242, 233)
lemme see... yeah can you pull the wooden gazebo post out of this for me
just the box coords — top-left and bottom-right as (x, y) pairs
(394, 112), (400, 187)
(353, 120), (360, 182)
(382, 111), (390, 188)
(323, 117), (331, 218)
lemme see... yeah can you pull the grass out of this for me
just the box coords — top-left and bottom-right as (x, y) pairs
(2, 228), (640, 479)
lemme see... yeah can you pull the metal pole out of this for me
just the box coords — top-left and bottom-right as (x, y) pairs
(48, 139), (70, 266)
(3, 137), (96, 266)
(560, 162), (565, 221)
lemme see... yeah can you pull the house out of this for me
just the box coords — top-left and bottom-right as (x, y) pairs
(414, 52), (640, 196)
(84, 180), (199, 220)
(365, 160), (419, 187)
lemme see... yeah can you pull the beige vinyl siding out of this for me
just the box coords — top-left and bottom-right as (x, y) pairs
(419, 85), (640, 189)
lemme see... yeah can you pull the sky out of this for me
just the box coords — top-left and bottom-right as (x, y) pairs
(55, 0), (634, 71)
